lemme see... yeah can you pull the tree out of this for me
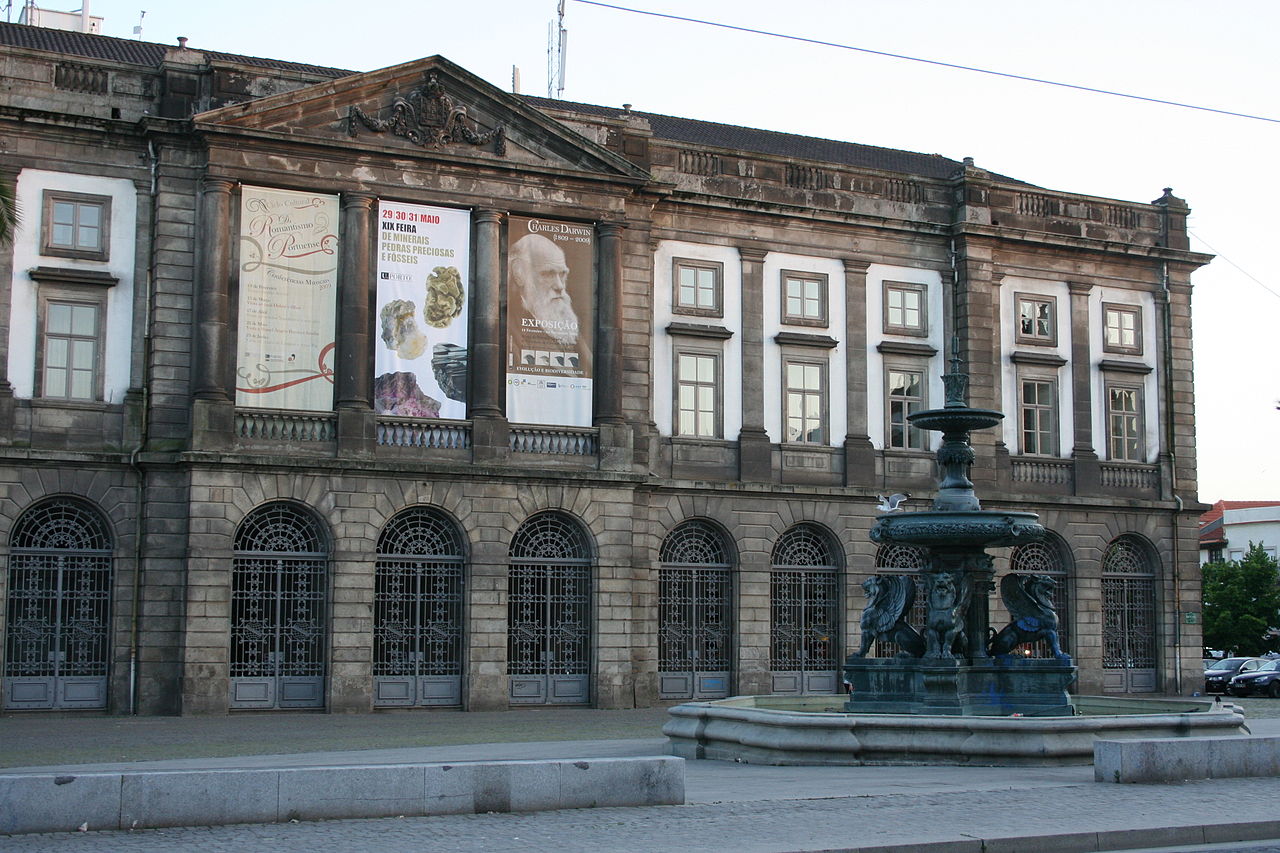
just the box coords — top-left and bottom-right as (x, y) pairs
(1202, 542), (1280, 656)
(0, 175), (17, 247)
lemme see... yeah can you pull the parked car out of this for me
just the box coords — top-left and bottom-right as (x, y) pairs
(1229, 658), (1280, 697)
(1204, 657), (1267, 694)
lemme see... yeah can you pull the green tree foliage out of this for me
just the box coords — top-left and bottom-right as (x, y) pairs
(1203, 542), (1280, 655)
(0, 176), (18, 246)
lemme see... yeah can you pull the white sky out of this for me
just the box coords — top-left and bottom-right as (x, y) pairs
(57, 0), (1280, 503)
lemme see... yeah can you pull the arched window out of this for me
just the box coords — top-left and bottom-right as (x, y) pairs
(4, 499), (113, 710)
(1102, 535), (1158, 693)
(769, 524), (840, 694)
(658, 520), (734, 700)
(230, 503), (328, 710)
(374, 507), (465, 707)
(1009, 534), (1071, 657)
(507, 511), (592, 705)
(870, 544), (929, 657)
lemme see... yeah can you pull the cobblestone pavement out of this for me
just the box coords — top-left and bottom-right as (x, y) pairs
(5, 776), (1280, 853)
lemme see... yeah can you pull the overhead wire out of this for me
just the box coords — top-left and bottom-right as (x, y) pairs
(1189, 230), (1280, 302)
(571, 0), (1280, 125)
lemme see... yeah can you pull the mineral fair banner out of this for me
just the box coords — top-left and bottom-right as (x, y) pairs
(505, 216), (593, 427)
(235, 186), (339, 411)
(374, 201), (471, 419)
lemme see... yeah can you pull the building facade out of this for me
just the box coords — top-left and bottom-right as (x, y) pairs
(0, 23), (1210, 714)
(1200, 501), (1280, 565)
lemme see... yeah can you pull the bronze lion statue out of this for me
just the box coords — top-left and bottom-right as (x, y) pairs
(853, 574), (924, 658)
(987, 573), (1068, 660)
(924, 571), (970, 659)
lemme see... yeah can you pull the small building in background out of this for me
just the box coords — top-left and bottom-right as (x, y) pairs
(1199, 501), (1280, 565)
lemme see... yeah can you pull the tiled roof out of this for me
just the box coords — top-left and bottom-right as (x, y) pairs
(523, 95), (1028, 184)
(0, 21), (351, 77)
(1198, 500), (1280, 527)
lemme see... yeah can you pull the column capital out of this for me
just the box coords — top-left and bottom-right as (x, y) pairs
(840, 258), (871, 274)
(738, 246), (768, 263)
(341, 192), (376, 210)
(596, 221), (625, 238)
(475, 208), (505, 224)
(201, 177), (236, 196)
(1068, 280), (1094, 296)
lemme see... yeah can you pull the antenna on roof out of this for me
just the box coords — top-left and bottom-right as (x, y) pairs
(132, 9), (145, 40)
(546, 0), (567, 99)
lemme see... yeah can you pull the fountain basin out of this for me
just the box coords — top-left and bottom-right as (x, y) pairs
(909, 406), (1004, 433)
(664, 694), (1248, 766)
(870, 510), (1044, 548)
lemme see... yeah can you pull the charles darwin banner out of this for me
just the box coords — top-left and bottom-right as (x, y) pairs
(505, 216), (593, 427)
(374, 200), (471, 419)
(235, 186), (339, 411)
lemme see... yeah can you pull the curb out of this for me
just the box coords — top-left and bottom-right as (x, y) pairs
(798, 818), (1280, 853)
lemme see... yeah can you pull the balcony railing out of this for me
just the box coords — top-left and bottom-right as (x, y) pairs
(510, 425), (597, 456)
(234, 410), (336, 443)
(1010, 457), (1073, 486)
(1100, 462), (1159, 491)
(376, 418), (471, 449)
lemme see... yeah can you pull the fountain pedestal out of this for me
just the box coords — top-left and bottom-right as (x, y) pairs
(845, 343), (1076, 716)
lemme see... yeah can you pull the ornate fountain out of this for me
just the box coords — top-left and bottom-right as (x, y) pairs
(663, 344), (1247, 765)
(844, 343), (1074, 715)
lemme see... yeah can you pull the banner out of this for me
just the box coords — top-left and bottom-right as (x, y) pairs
(505, 216), (593, 426)
(235, 186), (339, 410)
(374, 201), (471, 419)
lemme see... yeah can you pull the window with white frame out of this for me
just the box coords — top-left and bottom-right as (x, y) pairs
(37, 291), (105, 401)
(886, 366), (927, 450)
(883, 282), (927, 336)
(1016, 294), (1056, 346)
(1019, 376), (1058, 455)
(1103, 304), (1142, 355)
(1106, 383), (1144, 461)
(674, 348), (721, 438)
(781, 271), (827, 326)
(783, 356), (827, 444)
(42, 190), (110, 261)
(672, 259), (722, 317)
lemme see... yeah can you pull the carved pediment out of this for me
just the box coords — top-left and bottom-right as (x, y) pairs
(347, 71), (506, 156)
(194, 56), (648, 180)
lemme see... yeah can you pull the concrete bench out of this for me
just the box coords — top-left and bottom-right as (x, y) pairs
(1095, 734), (1278, 783)
(0, 755), (685, 835)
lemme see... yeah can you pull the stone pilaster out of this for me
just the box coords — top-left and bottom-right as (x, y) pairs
(737, 245), (771, 481)
(0, 163), (19, 443)
(336, 193), (375, 458)
(466, 542), (510, 710)
(841, 258), (874, 485)
(1067, 281), (1100, 494)
(470, 208), (509, 462)
(950, 236), (999, 492)
(191, 177), (236, 450)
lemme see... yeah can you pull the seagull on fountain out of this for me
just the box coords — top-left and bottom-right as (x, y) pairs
(876, 493), (911, 512)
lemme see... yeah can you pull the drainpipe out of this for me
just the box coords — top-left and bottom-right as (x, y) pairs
(127, 138), (159, 715)
(1160, 260), (1183, 695)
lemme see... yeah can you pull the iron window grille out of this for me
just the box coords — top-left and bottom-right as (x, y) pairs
(769, 524), (839, 674)
(658, 521), (733, 680)
(507, 512), (592, 679)
(1101, 537), (1156, 672)
(1009, 538), (1070, 657)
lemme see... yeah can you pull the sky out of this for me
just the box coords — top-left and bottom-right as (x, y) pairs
(38, 0), (1280, 504)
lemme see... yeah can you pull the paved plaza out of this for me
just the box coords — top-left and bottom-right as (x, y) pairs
(3, 699), (1280, 852)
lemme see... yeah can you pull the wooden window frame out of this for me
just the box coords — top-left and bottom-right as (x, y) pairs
(1015, 293), (1057, 346)
(781, 352), (828, 445)
(41, 190), (111, 262)
(883, 281), (928, 337)
(1018, 373), (1059, 456)
(885, 362), (928, 450)
(1103, 303), (1143, 356)
(780, 270), (828, 327)
(35, 285), (108, 401)
(672, 258), (724, 318)
(1105, 381), (1145, 462)
(673, 343), (723, 439)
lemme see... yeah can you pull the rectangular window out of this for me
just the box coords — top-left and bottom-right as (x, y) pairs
(1019, 377), (1057, 455)
(39, 296), (103, 400)
(675, 350), (720, 438)
(784, 358), (826, 444)
(1106, 384), (1144, 461)
(1103, 304), (1142, 355)
(781, 271), (827, 326)
(672, 259), (722, 317)
(887, 368), (927, 449)
(42, 190), (110, 261)
(883, 282), (927, 336)
(1016, 294), (1056, 345)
